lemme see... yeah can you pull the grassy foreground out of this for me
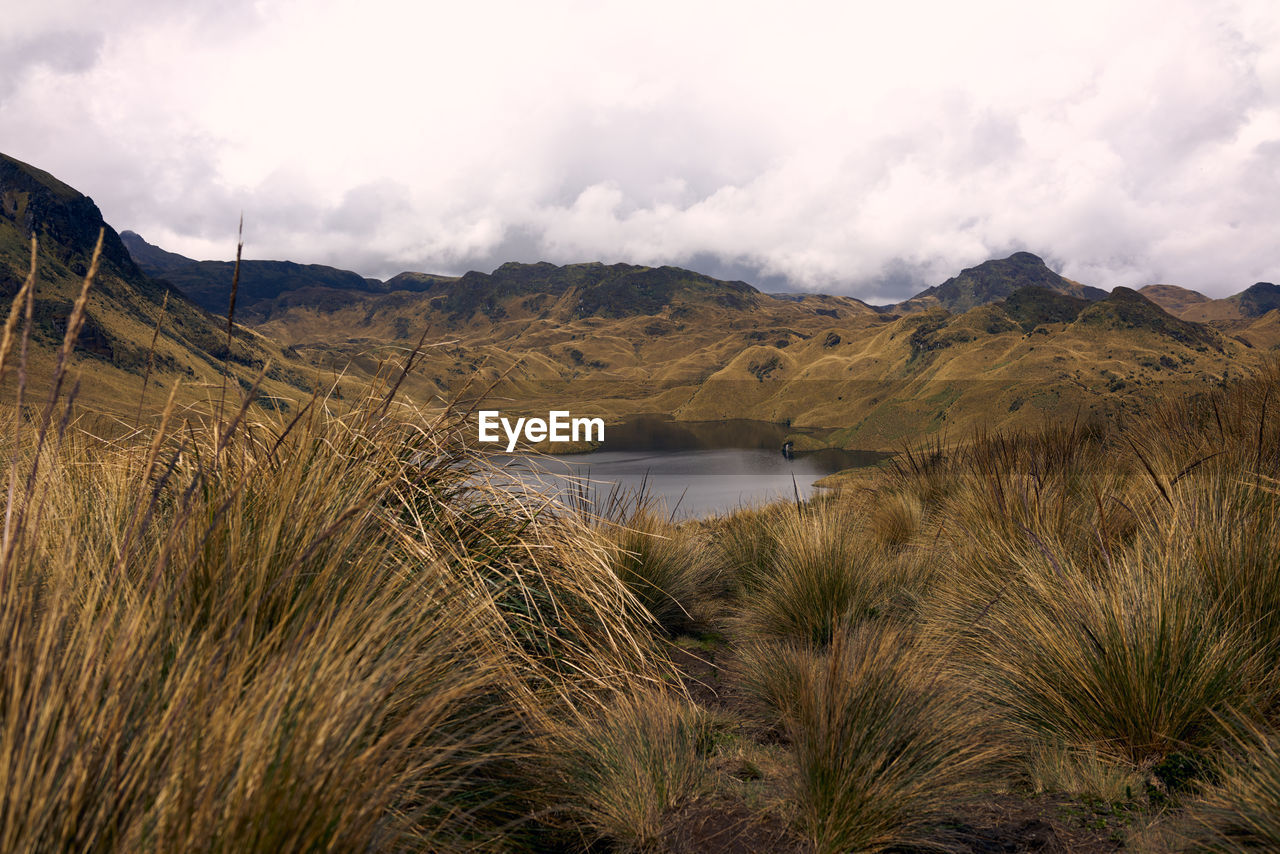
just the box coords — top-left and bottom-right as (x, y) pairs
(4, 248), (1280, 851)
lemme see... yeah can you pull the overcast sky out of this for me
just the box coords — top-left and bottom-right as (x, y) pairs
(3, 0), (1278, 300)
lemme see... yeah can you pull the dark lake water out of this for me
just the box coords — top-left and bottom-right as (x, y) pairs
(494, 417), (886, 518)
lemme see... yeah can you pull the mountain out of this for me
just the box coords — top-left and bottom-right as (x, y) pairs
(887, 251), (1107, 314)
(1140, 281), (1280, 322)
(0, 153), (313, 414)
(118, 230), (196, 275)
(241, 258), (1255, 449)
(1240, 282), (1280, 317)
(105, 199), (1269, 450)
(121, 230), (440, 315)
(1138, 284), (1211, 316)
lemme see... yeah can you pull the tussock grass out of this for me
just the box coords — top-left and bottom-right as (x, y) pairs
(0, 238), (669, 851)
(789, 623), (1000, 854)
(868, 488), (924, 548)
(1184, 720), (1280, 851)
(712, 503), (783, 597)
(736, 502), (895, 647)
(955, 546), (1267, 767)
(730, 639), (823, 723)
(547, 687), (712, 851)
(606, 510), (714, 635)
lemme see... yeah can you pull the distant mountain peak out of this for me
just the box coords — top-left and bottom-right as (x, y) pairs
(889, 251), (1105, 314)
(1240, 282), (1280, 318)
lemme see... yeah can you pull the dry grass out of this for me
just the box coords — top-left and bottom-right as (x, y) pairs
(735, 502), (897, 647)
(1182, 719), (1280, 851)
(605, 510), (715, 635)
(867, 488), (924, 548)
(788, 623), (1002, 854)
(0, 240), (671, 851)
(546, 687), (712, 851)
(712, 503), (783, 597)
(9, 228), (1280, 851)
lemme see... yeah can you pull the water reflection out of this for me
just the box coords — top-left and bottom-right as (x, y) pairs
(497, 416), (887, 519)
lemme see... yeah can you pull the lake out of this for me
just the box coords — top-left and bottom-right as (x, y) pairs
(493, 417), (886, 518)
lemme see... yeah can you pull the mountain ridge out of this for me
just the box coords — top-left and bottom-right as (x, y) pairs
(0, 153), (315, 415)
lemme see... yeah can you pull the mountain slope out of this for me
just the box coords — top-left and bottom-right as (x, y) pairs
(115, 229), (1268, 452)
(1140, 281), (1280, 322)
(0, 153), (314, 415)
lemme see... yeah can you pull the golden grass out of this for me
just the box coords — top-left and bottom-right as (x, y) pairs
(788, 623), (1002, 854)
(605, 510), (715, 635)
(546, 687), (712, 851)
(0, 240), (672, 851)
(8, 229), (1280, 851)
(735, 502), (898, 647)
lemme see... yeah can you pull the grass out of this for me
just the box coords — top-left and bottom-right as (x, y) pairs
(1184, 719), (1280, 851)
(0, 238), (670, 851)
(547, 687), (712, 850)
(788, 623), (1001, 853)
(605, 510), (714, 635)
(735, 501), (898, 647)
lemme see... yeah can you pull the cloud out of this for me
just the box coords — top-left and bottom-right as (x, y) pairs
(1, 0), (1278, 299)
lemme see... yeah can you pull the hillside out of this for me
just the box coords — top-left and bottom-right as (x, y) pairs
(226, 247), (1262, 450)
(106, 206), (1274, 452)
(0, 154), (316, 416)
(1140, 280), (1280, 322)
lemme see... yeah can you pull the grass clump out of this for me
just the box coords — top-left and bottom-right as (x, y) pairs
(868, 489), (924, 548)
(1184, 722), (1280, 851)
(548, 687), (712, 851)
(788, 623), (999, 853)
(607, 510), (714, 634)
(957, 547), (1267, 769)
(730, 639), (823, 724)
(712, 503), (783, 596)
(736, 502), (894, 647)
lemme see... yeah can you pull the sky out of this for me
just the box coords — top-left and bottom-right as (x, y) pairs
(2, 0), (1278, 301)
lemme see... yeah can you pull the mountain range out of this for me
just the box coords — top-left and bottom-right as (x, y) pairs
(0, 153), (314, 415)
(5, 151), (1278, 448)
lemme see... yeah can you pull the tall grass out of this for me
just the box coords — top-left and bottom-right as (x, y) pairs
(605, 510), (713, 635)
(711, 503), (783, 597)
(1184, 719), (1280, 851)
(0, 238), (669, 851)
(736, 502), (896, 647)
(547, 687), (712, 851)
(788, 623), (1000, 854)
(955, 547), (1267, 767)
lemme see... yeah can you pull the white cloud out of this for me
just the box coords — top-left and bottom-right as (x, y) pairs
(2, 0), (1278, 299)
